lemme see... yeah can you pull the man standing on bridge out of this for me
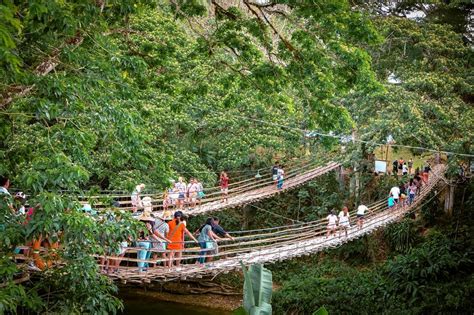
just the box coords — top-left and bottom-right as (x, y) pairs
(212, 217), (234, 241)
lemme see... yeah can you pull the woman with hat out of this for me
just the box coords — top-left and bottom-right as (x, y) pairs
(136, 209), (155, 272)
(151, 214), (172, 268)
(137, 198), (170, 269)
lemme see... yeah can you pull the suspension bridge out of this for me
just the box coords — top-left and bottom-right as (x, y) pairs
(79, 160), (342, 216)
(101, 164), (446, 284)
(13, 161), (446, 284)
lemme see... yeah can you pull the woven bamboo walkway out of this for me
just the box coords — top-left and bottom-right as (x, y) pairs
(186, 161), (341, 216)
(78, 160), (341, 216)
(103, 164), (445, 284)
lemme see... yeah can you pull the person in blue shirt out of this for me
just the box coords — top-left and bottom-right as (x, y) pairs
(388, 196), (395, 208)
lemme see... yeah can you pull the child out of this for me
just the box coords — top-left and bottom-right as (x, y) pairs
(326, 210), (338, 238)
(388, 196), (395, 209)
(162, 191), (172, 219)
(277, 166), (285, 190)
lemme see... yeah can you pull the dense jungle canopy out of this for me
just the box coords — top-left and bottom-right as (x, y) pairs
(0, 0), (473, 314)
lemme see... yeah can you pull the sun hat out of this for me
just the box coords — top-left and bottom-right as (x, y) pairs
(137, 209), (155, 222)
(14, 192), (26, 199)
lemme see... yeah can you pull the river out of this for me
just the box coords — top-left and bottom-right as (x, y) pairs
(120, 291), (234, 315)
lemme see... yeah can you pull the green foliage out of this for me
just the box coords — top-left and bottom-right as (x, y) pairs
(383, 218), (420, 253)
(240, 262), (273, 315)
(0, 0), (472, 313)
(345, 14), (473, 155)
(272, 207), (474, 314)
(313, 306), (329, 315)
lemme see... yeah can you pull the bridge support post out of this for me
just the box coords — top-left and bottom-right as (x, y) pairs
(444, 184), (455, 216)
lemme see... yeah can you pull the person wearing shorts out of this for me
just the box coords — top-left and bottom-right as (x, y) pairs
(356, 205), (369, 230)
(326, 210), (338, 237)
(187, 178), (199, 209)
(175, 177), (186, 209)
(220, 171), (229, 203)
(196, 179), (204, 206)
(152, 216), (170, 267)
(338, 206), (351, 238)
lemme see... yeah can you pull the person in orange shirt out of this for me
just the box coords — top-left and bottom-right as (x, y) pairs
(167, 211), (198, 267)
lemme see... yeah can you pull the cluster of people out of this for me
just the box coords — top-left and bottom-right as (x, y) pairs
(326, 162), (433, 239)
(130, 204), (234, 272)
(392, 157), (413, 176)
(388, 163), (431, 208)
(131, 171), (232, 214)
(1, 176), (59, 271)
(130, 177), (206, 214)
(326, 204), (370, 238)
(271, 163), (285, 190)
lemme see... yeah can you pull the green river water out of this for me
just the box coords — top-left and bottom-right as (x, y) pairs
(121, 295), (232, 315)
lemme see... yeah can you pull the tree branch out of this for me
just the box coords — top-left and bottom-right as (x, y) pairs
(243, 0), (300, 60)
(0, 34), (84, 110)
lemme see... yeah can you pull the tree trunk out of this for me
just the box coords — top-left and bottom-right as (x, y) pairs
(444, 185), (455, 216)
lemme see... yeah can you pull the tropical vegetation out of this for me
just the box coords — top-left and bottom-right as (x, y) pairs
(0, 0), (472, 314)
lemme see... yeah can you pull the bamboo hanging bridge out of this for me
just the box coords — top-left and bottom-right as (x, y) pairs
(99, 164), (446, 284)
(14, 162), (446, 284)
(79, 160), (342, 216)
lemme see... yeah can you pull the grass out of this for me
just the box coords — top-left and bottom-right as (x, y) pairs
(373, 146), (432, 172)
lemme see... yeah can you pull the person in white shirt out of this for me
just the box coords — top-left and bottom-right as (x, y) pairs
(187, 178), (199, 209)
(326, 210), (338, 237)
(1, 176), (14, 213)
(402, 164), (408, 176)
(277, 167), (285, 190)
(175, 177), (187, 209)
(356, 204), (369, 230)
(338, 206), (351, 238)
(131, 183), (145, 213)
(389, 186), (400, 205)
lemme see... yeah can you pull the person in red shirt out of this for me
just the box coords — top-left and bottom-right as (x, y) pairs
(219, 171), (229, 203)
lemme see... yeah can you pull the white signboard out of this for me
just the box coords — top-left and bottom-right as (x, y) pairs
(375, 160), (387, 174)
